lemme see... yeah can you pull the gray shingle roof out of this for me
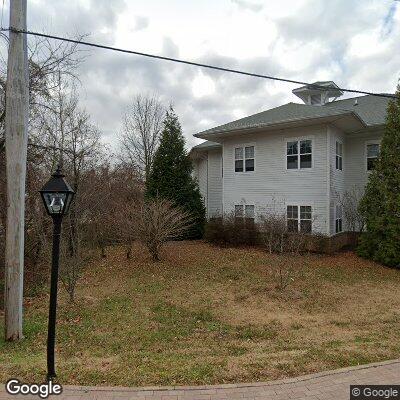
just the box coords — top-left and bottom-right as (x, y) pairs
(325, 95), (391, 126)
(195, 95), (390, 138)
(191, 140), (221, 150)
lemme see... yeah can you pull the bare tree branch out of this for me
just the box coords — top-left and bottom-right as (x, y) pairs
(120, 94), (165, 181)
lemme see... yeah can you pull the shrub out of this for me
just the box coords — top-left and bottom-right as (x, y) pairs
(136, 198), (193, 261)
(258, 213), (287, 253)
(204, 213), (259, 246)
(259, 213), (308, 254)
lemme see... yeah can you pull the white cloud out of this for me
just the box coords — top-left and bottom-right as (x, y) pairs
(231, 0), (264, 12)
(192, 72), (216, 98)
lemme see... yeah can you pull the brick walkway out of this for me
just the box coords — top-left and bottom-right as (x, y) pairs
(1, 359), (399, 399)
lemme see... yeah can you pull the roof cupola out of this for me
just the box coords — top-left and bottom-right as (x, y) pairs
(292, 81), (343, 106)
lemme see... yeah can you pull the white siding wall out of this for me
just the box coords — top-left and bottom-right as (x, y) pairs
(321, 126), (383, 235)
(221, 125), (329, 234)
(328, 125), (346, 235)
(342, 130), (383, 231)
(192, 151), (223, 219)
(344, 130), (383, 193)
(207, 150), (223, 217)
(194, 156), (208, 211)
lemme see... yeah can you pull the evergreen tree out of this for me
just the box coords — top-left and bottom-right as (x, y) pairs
(357, 85), (400, 268)
(146, 107), (206, 238)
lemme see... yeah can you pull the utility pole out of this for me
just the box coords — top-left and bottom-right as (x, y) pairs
(4, 0), (28, 341)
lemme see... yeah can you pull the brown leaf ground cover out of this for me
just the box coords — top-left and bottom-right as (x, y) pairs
(1, 241), (399, 386)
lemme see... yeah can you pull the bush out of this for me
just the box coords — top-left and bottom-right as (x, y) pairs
(136, 198), (193, 261)
(259, 213), (308, 254)
(204, 213), (259, 247)
(205, 211), (312, 253)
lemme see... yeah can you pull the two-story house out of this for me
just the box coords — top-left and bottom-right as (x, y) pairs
(190, 81), (390, 237)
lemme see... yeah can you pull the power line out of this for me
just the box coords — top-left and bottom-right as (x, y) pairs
(1, 27), (397, 100)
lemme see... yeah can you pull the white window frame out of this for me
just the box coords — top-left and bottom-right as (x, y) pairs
(335, 204), (343, 234)
(335, 140), (343, 171)
(286, 204), (312, 233)
(365, 140), (381, 172)
(234, 144), (255, 173)
(235, 204), (255, 219)
(285, 137), (314, 171)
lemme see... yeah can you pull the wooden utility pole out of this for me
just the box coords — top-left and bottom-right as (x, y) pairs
(4, 0), (28, 341)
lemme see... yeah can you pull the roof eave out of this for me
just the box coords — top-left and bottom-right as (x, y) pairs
(195, 112), (366, 140)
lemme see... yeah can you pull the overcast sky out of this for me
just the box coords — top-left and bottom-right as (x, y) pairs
(4, 0), (400, 148)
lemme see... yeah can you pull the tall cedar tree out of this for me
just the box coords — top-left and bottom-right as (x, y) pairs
(357, 85), (400, 268)
(146, 107), (206, 238)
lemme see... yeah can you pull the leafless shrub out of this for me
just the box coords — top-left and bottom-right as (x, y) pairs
(136, 199), (193, 261)
(336, 187), (365, 233)
(271, 254), (309, 292)
(204, 212), (259, 247)
(258, 211), (311, 291)
(259, 213), (287, 254)
(259, 212), (308, 255)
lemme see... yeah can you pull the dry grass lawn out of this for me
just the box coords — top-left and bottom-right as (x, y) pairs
(1, 241), (400, 386)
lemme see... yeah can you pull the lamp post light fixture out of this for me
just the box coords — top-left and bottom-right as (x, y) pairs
(39, 165), (75, 381)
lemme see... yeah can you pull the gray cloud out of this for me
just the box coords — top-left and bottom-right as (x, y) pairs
(133, 16), (149, 32)
(24, 0), (400, 152)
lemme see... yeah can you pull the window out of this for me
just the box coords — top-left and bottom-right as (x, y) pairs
(245, 205), (255, 219)
(300, 206), (312, 233)
(310, 94), (321, 105)
(287, 205), (298, 232)
(335, 205), (343, 234)
(235, 204), (255, 219)
(287, 139), (312, 169)
(235, 148), (243, 172)
(235, 146), (254, 172)
(336, 141), (343, 171)
(235, 205), (244, 218)
(287, 205), (312, 233)
(367, 143), (380, 171)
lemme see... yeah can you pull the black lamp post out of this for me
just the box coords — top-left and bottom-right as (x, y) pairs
(39, 165), (75, 381)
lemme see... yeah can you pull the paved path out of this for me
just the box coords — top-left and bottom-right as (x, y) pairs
(1, 359), (399, 399)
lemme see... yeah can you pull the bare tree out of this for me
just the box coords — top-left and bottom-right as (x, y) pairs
(135, 199), (193, 261)
(0, 33), (86, 153)
(31, 82), (103, 302)
(120, 94), (165, 181)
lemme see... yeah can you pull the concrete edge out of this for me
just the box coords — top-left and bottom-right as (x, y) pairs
(56, 358), (400, 393)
